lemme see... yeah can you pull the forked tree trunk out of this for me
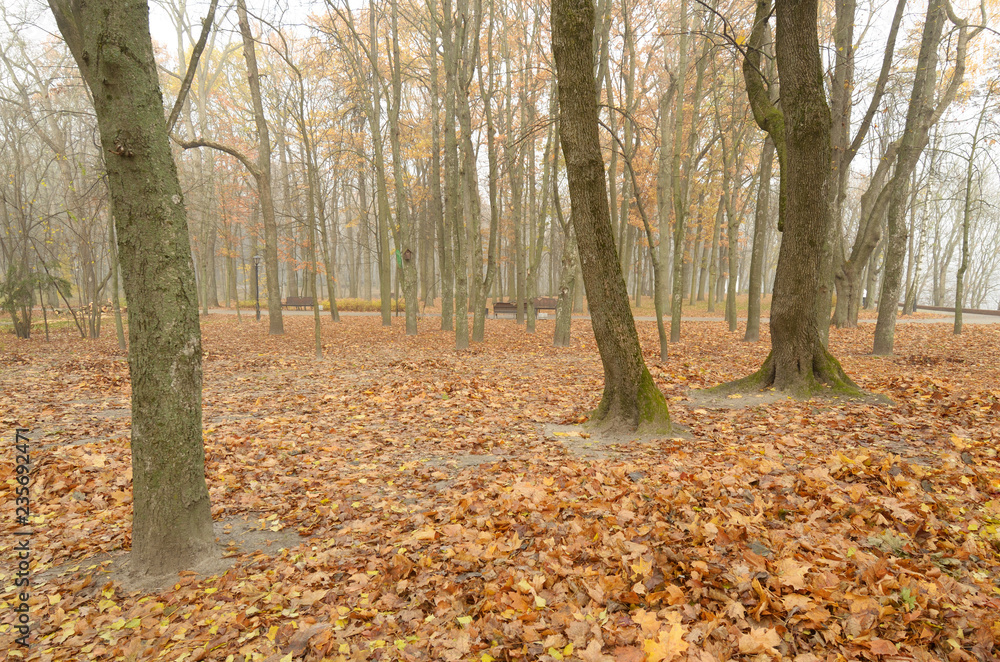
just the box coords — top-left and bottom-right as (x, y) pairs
(832, 141), (897, 328)
(388, 0), (418, 335)
(49, 0), (215, 575)
(552, 0), (671, 432)
(874, 0), (980, 354)
(724, 0), (859, 396)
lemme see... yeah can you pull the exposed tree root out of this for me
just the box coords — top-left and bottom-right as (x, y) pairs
(708, 348), (867, 400)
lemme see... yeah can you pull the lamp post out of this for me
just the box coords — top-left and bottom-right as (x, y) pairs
(253, 254), (262, 321)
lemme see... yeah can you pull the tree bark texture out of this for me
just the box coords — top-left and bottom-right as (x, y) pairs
(726, 0), (859, 396)
(552, 0), (670, 431)
(48, 0), (215, 575)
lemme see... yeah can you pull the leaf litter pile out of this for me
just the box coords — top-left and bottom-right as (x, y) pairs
(2, 316), (1000, 662)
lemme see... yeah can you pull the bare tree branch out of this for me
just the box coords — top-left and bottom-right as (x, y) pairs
(172, 136), (261, 179)
(166, 0), (219, 134)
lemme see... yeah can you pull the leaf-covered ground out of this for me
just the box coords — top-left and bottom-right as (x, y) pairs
(2, 316), (999, 662)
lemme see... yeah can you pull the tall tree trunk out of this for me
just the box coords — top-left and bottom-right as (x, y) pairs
(359, 168), (373, 301)
(428, 4), (452, 330)
(723, 0), (858, 395)
(236, 0), (282, 334)
(833, 141), (897, 327)
(688, 218), (703, 306)
(389, 0), (418, 335)
(447, 0), (470, 349)
(526, 99), (553, 335)
(720, 136), (739, 332)
(473, 4), (502, 343)
(316, 175), (340, 322)
(707, 196), (723, 313)
(49, 0), (215, 575)
(459, 0), (489, 343)
(668, 0), (691, 343)
(655, 23), (676, 356)
(745, 137), (773, 341)
(552, 0), (671, 432)
(364, 1), (394, 327)
(902, 167), (927, 316)
(955, 87), (992, 334)
(552, 127), (577, 348)
(874, 0), (979, 353)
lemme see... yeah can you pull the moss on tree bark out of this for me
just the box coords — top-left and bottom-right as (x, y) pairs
(552, 0), (671, 434)
(49, 0), (216, 576)
(718, 0), (865, 398)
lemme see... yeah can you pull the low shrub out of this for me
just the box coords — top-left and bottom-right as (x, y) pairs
(328, 298), (404, 312)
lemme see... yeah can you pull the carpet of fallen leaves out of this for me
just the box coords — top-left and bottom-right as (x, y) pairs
(2, 315), (1000, 662)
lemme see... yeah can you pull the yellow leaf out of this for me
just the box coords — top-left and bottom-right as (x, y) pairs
(643, 624), (689, 662)
(632, 608), (660, 634)
(630, 557), (652, 577)
(412, 527), (437, 541)
(777, 558), (811, 590)
(267, 625), (279, 642)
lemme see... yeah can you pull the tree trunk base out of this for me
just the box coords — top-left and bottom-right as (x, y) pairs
(709, 349), (865, 399)
(587, 367), (672, 435)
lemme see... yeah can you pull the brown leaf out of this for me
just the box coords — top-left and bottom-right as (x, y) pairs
(868, 639), (899, 656)
(613, 646), (645, 662)
(738, 627), (782, 655)
(579, 639), (614, 662)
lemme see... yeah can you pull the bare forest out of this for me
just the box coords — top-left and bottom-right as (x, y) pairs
(1, 0), (997, 346)
(3, 0), (1000, 660)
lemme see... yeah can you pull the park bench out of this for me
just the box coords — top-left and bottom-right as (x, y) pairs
(492, 298), (559, 318)
(533, 297), (558, 317)
(493, 301), (518, 318)
(282, 296), (315, 310)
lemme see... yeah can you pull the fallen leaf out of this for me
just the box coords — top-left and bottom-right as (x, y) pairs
(738, 627), (781, 655)
(642, 624), (688, 662)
